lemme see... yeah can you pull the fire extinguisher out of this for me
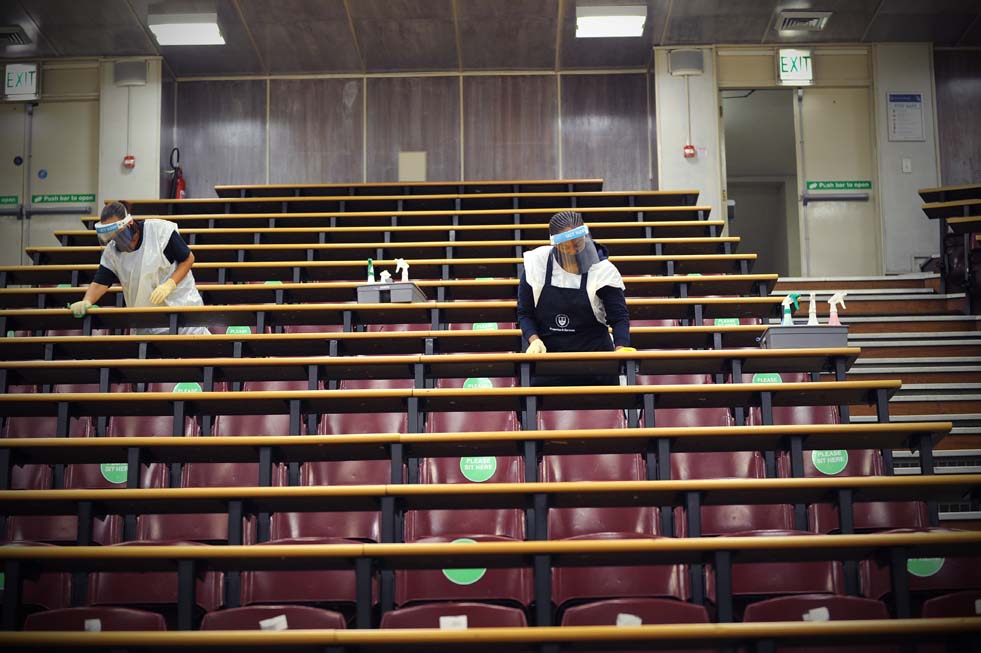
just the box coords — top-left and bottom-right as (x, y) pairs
(170, 147), (186, 199)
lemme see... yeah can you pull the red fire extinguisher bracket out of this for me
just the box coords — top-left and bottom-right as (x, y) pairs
(123, 155), (136, 169)
(683, 144), (696, 159)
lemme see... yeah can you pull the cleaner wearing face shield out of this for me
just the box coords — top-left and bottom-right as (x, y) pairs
(69, 201), (210, 336)
(516, 211), (633, 386)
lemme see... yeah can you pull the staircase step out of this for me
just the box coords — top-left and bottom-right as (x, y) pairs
(788, 294), (966, 317)
(841, 369), (981, 385)
(840, 315), (981, 333)
(850, 413), (981, 449)
(852, 395), (981, 416)
(853, 342), (981, 358)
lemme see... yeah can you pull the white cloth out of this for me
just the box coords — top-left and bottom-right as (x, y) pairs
(522, 245), (625, 326)
(100, 219), (210, 336)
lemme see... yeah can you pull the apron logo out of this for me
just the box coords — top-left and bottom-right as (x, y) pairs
(555, 314), (570, 328)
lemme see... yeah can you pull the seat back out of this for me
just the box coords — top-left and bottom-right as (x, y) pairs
(427, 376), (518, 433)
(321, 379), (413, 435)
(108, 383), (201, 438)
(24, 606), (167, 631)
(240, 538), (366, 607)
(405, 455), (525, 540)
(0, 543), (71, 614)
(921, 590), (981, 618)
(201, 605), (347, 629)
(561, 597), (710, 626)
(380, 602), (527, 628)
(536, 408), (626, 431)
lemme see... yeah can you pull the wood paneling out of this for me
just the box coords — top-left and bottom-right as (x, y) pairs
(934, 50), (981, 186)
(456, 0), (557, 70)
(159, 80), (175, 198)
(560, 74), (650, 191)
(176, 80), (266, 197)
(237, 0), (362, 73)
(366, 77), (460, 182)
(463, 75), (557, 180)
(349, 0), (457, 71)
(269, 79), (363, 184)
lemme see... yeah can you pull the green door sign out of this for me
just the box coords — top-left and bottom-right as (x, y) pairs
(805, 181), (872, 191)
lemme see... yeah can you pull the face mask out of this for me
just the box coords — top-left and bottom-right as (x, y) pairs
(112, 225), (138, 252)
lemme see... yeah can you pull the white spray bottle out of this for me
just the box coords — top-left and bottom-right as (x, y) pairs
(781, 293), (801, 326)
(807, 292), (819, 326)
(395, 258), (410, 283)
(828, 292), (847, 326)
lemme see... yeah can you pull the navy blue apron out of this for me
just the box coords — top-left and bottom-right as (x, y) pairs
(531, 252), (617, 386)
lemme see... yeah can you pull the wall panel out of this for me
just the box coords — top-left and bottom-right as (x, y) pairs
(365, 76), (459, 181)
(159, 79), (175, 198)
(176, 80), (266, 197)
(463, 75), (557, 181)
(934, 50), (981, 186)
(560, 74), (650, 191)
(269, 79), (363, 184)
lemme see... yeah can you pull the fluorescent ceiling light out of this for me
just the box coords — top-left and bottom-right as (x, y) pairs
(576, 5), (647, 38)
(148, 12), (225, 46)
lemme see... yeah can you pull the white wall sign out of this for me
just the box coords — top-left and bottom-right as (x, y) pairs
(887, 92), (924, 141)
(4, 63), (39, 100)
(777, 49), (813, 85)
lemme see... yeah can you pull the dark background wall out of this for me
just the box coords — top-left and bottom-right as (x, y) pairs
(934, 50), (981, 186)
(166, 72), (656, 196)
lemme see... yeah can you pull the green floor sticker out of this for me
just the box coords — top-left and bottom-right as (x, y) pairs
(57, 283), (72, 288)
(173, 382), (202, 393)
(714, 318), (740, 326)
(100, 463), (128, 485)
(811, 450), (848, 476)
(907, 558), (945, 577)
(441, 538), (487, 585)
(6, 331), (13, 338)
(226, 326), (252, 335)
(472, 322), (499, 331)
(463, 377), (493, 390)
(460, 456), (497, 483)
(752, 372), (783, 384)
(264, 280), (284, 285)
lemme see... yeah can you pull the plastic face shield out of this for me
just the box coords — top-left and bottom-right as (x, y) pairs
(550, 224), (599, 274)
(95, 214), (136, 251)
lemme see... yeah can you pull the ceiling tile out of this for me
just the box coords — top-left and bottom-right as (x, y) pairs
(958, 15), (981, 45)
(560, 0), (669, 70)
(19, 0), (155, 57)
(349, 0), (457, 71)
(665, 0), (777, 45)
(0, 3), (59, 59)
(456, 0), (558, 70)
(765, 0), (880, 44)
(863, 0), (981, 46)
(237, 0), (361, 73)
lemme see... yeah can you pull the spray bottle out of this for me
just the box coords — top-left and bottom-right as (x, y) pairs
(807, 292), (819, 326)
(781, 293), (801, 326)
(366, 258), (375, 284)
(395, 258), (410, 283)
(379, 270), (392, 284)
(828, 292), (847, 326)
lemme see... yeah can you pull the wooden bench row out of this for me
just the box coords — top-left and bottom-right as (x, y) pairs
(0, 298), (783, 335)
(28, 236), (741, 266)
(2, 619), (978, 652)
(56, 218), (726, 247)
(0, 325), (771, 360)
(111, 190), (702, 217)
(81, 205), (710, 229)
(1, 253), (757, 287)
(213, 177), (607, 198)
(0, 275), (778, 308)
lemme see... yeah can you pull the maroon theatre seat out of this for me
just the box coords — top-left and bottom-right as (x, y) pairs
(404, 455), (525, 541)
(395, 535), (533, 607)
(380, 602), (528, 628)
(706, 531), (845, 605)
(537, 407), (626, 431)
(321, 378), (413, 435)
(0, 542), (71, 614)
(282, 324), (344, 334)
(742, 594), (897, 653)
(240, 537), (370, 608)
(201, 605), (347, 630)
(427, 376), (518, 433)
(107, 382), (201, 438)
(87, 541), (223, 614)
(921, 589), (981, 617)
(561, 597), (716, 653)
(24, 606), (167, 631)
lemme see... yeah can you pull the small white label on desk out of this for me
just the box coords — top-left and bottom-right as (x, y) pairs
(439, 615), (468, 630)
(616, 613), (643, 626)
(802, 607), (830, 622)
(259, 614), (289, 630)
(83, 619), (102, 632)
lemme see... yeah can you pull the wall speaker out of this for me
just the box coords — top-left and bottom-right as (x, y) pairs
(669, 49), (704, 76)
(114, 60), (147, 87)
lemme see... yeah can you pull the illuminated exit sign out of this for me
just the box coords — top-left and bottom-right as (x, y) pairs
(778, 49), (813, 84)
(4, 63), (38, 100)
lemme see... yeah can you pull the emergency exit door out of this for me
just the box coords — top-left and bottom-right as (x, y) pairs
(797, 87), (881, 276)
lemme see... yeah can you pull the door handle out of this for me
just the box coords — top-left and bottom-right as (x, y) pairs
(24, 205), (92, 219)
(801, 192), (869, 206)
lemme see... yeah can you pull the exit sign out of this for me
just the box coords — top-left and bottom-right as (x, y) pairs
(4, 63), (38, 100)
(778, 49), (813, 84)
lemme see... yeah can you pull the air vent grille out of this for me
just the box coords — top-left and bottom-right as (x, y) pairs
(777, 11), (831, 32)
(0, 26), (31, 46)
